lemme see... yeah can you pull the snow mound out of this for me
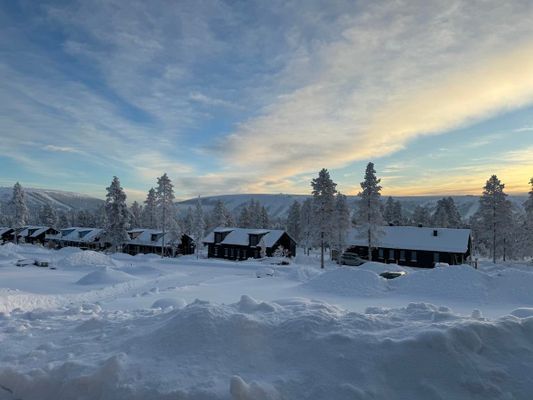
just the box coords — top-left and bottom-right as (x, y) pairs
(60, 251), (116, 268)
(510, 308), (533, 318)
(76, 267), (136, 285)
(358, 261), (406, 274)
(302, 267), (386, 296)
(390, 265), (489, 301)
(151, 298), (186, 309)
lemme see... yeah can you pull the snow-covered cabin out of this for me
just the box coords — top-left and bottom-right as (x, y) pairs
(122, 229), (195, 257)
(203, 227), (296, 260)
(13, 226), (60, 245)
(345, 226), (472, 268)
(0, 227), (14, 243)
(46, 227), (106, 250)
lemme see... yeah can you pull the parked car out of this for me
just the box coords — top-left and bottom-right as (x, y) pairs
(340, 252), (366, 266)
(379, 271), (406, 280)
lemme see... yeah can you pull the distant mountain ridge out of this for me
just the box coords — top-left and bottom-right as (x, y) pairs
(177, 193), (528, 220)
(0, 187), (104, 212)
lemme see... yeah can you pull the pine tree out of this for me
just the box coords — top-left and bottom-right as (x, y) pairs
(331, 193), (350, 263)
(432, 198), (450, 228)
(129, 201), (143, 228)
(286, 200), (301, 242)
(9, 182), (29, 244)
(411, 205), (431, 226)
(392, 200), (403, 225)
(299, 198), (313, 255)
(39, 203), (58, 227)
(142, 188), (158, 229)
(355, 162), (384, 261)
(180, 207), (194, 235)
(523, 177), (533, 258)
(210, 200), (231, 228)
(155, 173), (175, 257)
(384, 197), (395, 225)
(57, 211), (70, 228)
(238, 204), (252, 228)
(472, 175), (513, 263)
(311, 168), (337, 268)
(103, 176), (129, 252)
(192, 196), (205, 258)
(166, 217), (182, 257)
(444, 197), (462, 228)
(259, 206), (269, 229)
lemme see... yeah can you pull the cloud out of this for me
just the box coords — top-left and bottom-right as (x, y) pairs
(43, 145), (81, 153)
(213, 0), (533, 190)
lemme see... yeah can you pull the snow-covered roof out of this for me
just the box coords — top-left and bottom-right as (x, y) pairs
(126, 229), (191, 247)
(203, 227), (291, 248)
(51, 227), (104, 243)
(0, 227), (13, 236)
(348, 226), (471, 253)
(17, 226), (51, 238)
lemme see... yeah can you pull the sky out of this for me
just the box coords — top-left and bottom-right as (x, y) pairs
(1, 0), (532, 201)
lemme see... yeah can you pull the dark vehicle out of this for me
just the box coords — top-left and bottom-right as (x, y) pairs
(379, 271), (406, 279)
(340, 252), (366, 266)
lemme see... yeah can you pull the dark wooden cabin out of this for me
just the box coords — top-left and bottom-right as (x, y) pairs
(346, 226), (471, 268)
(203, 227), (296, 261)
(0, 228), (14, 243)
(122, 229), (195, 257)
(15, 226), (60, 245)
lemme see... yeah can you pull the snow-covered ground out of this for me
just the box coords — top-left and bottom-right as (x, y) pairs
(1, 243), (533, 399)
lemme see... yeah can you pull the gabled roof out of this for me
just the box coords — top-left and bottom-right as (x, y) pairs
(348, 226), (471, 253)
(52, 227), (104, 243)
(126, 229), (191, 247)
(0, 227), (13, 236)
(203, 227), (293, 248)
(17, 226), (50, 237)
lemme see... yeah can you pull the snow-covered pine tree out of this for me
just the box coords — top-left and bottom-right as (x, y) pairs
(432, 198), (450, 228)
(57, 211), (70, 228)
(472, 175), (513, 263)
(392, 200), (403, 226)
(142, 188), (158, 229)
(411, 205), (431, 227)
(523, 177), (533, 258)
(103, 176), (129, 252)
(39, 203), (58, 227)
(9, 182), (29, 244)
(156, 173), (175, 257)
(384, 197), (395, 225)
(258, 236), (267, 258)
(355, 162), (384, 261)
(210, 199), (230, 229)
(299, 198), (313, 255)
(129, 201), (143, 229)
(286, 200), (301, 242)
(259, 206), (269, 229)
(444, 197), (462, 228)
(166, 217), (182, 257)
(311, 168), (337, 268)
(180, 207), (194, 236)
(331, 193), (350, 263)
(237, 204), (252, 228)
(192, 196), (205, 259)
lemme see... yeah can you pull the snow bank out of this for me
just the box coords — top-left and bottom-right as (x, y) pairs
(2, 297), (533, 399)
(151, 298), (187, 309)
(301, 267), (387, 296)
(59, 250), (117, 269)
(76, 267), (136, 285)
(390, 264), (490, 301)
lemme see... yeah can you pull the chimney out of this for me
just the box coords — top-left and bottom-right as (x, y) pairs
(433, 230), (438, 237)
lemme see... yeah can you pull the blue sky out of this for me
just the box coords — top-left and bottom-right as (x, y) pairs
(1, 0), (532, 201)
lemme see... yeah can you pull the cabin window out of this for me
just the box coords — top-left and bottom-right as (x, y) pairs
(411, 251), (417, 262)
(214, 247), (218, 257)
(224, 248), (228, 258)
(433, 252), (440, 263)
(388, 249), (395, 260)
(378, 248), (384, 259)
(400, 250), (405, 261)
(230, 248), (234, 258)
(249, 235), (259, 246)
(254, 249), (259, 258)
(242, 250), (247, 259)
(215, 232), (223, 243)
(236, 249), (240, 259)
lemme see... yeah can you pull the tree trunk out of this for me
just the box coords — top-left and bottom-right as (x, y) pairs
(320, 231), (324, 269)
(367, 228), (372, 261)
(492, 205), (496, 264)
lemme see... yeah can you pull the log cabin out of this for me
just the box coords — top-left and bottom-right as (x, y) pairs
(203, 227), (296, 260)
(122, 229), (195, 257)
(345, 226), (472, 268)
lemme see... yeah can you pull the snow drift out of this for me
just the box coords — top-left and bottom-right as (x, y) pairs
(2, 296), (532, 400)
(59, 250), (117, 269)
(75, 267), (136, 285)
